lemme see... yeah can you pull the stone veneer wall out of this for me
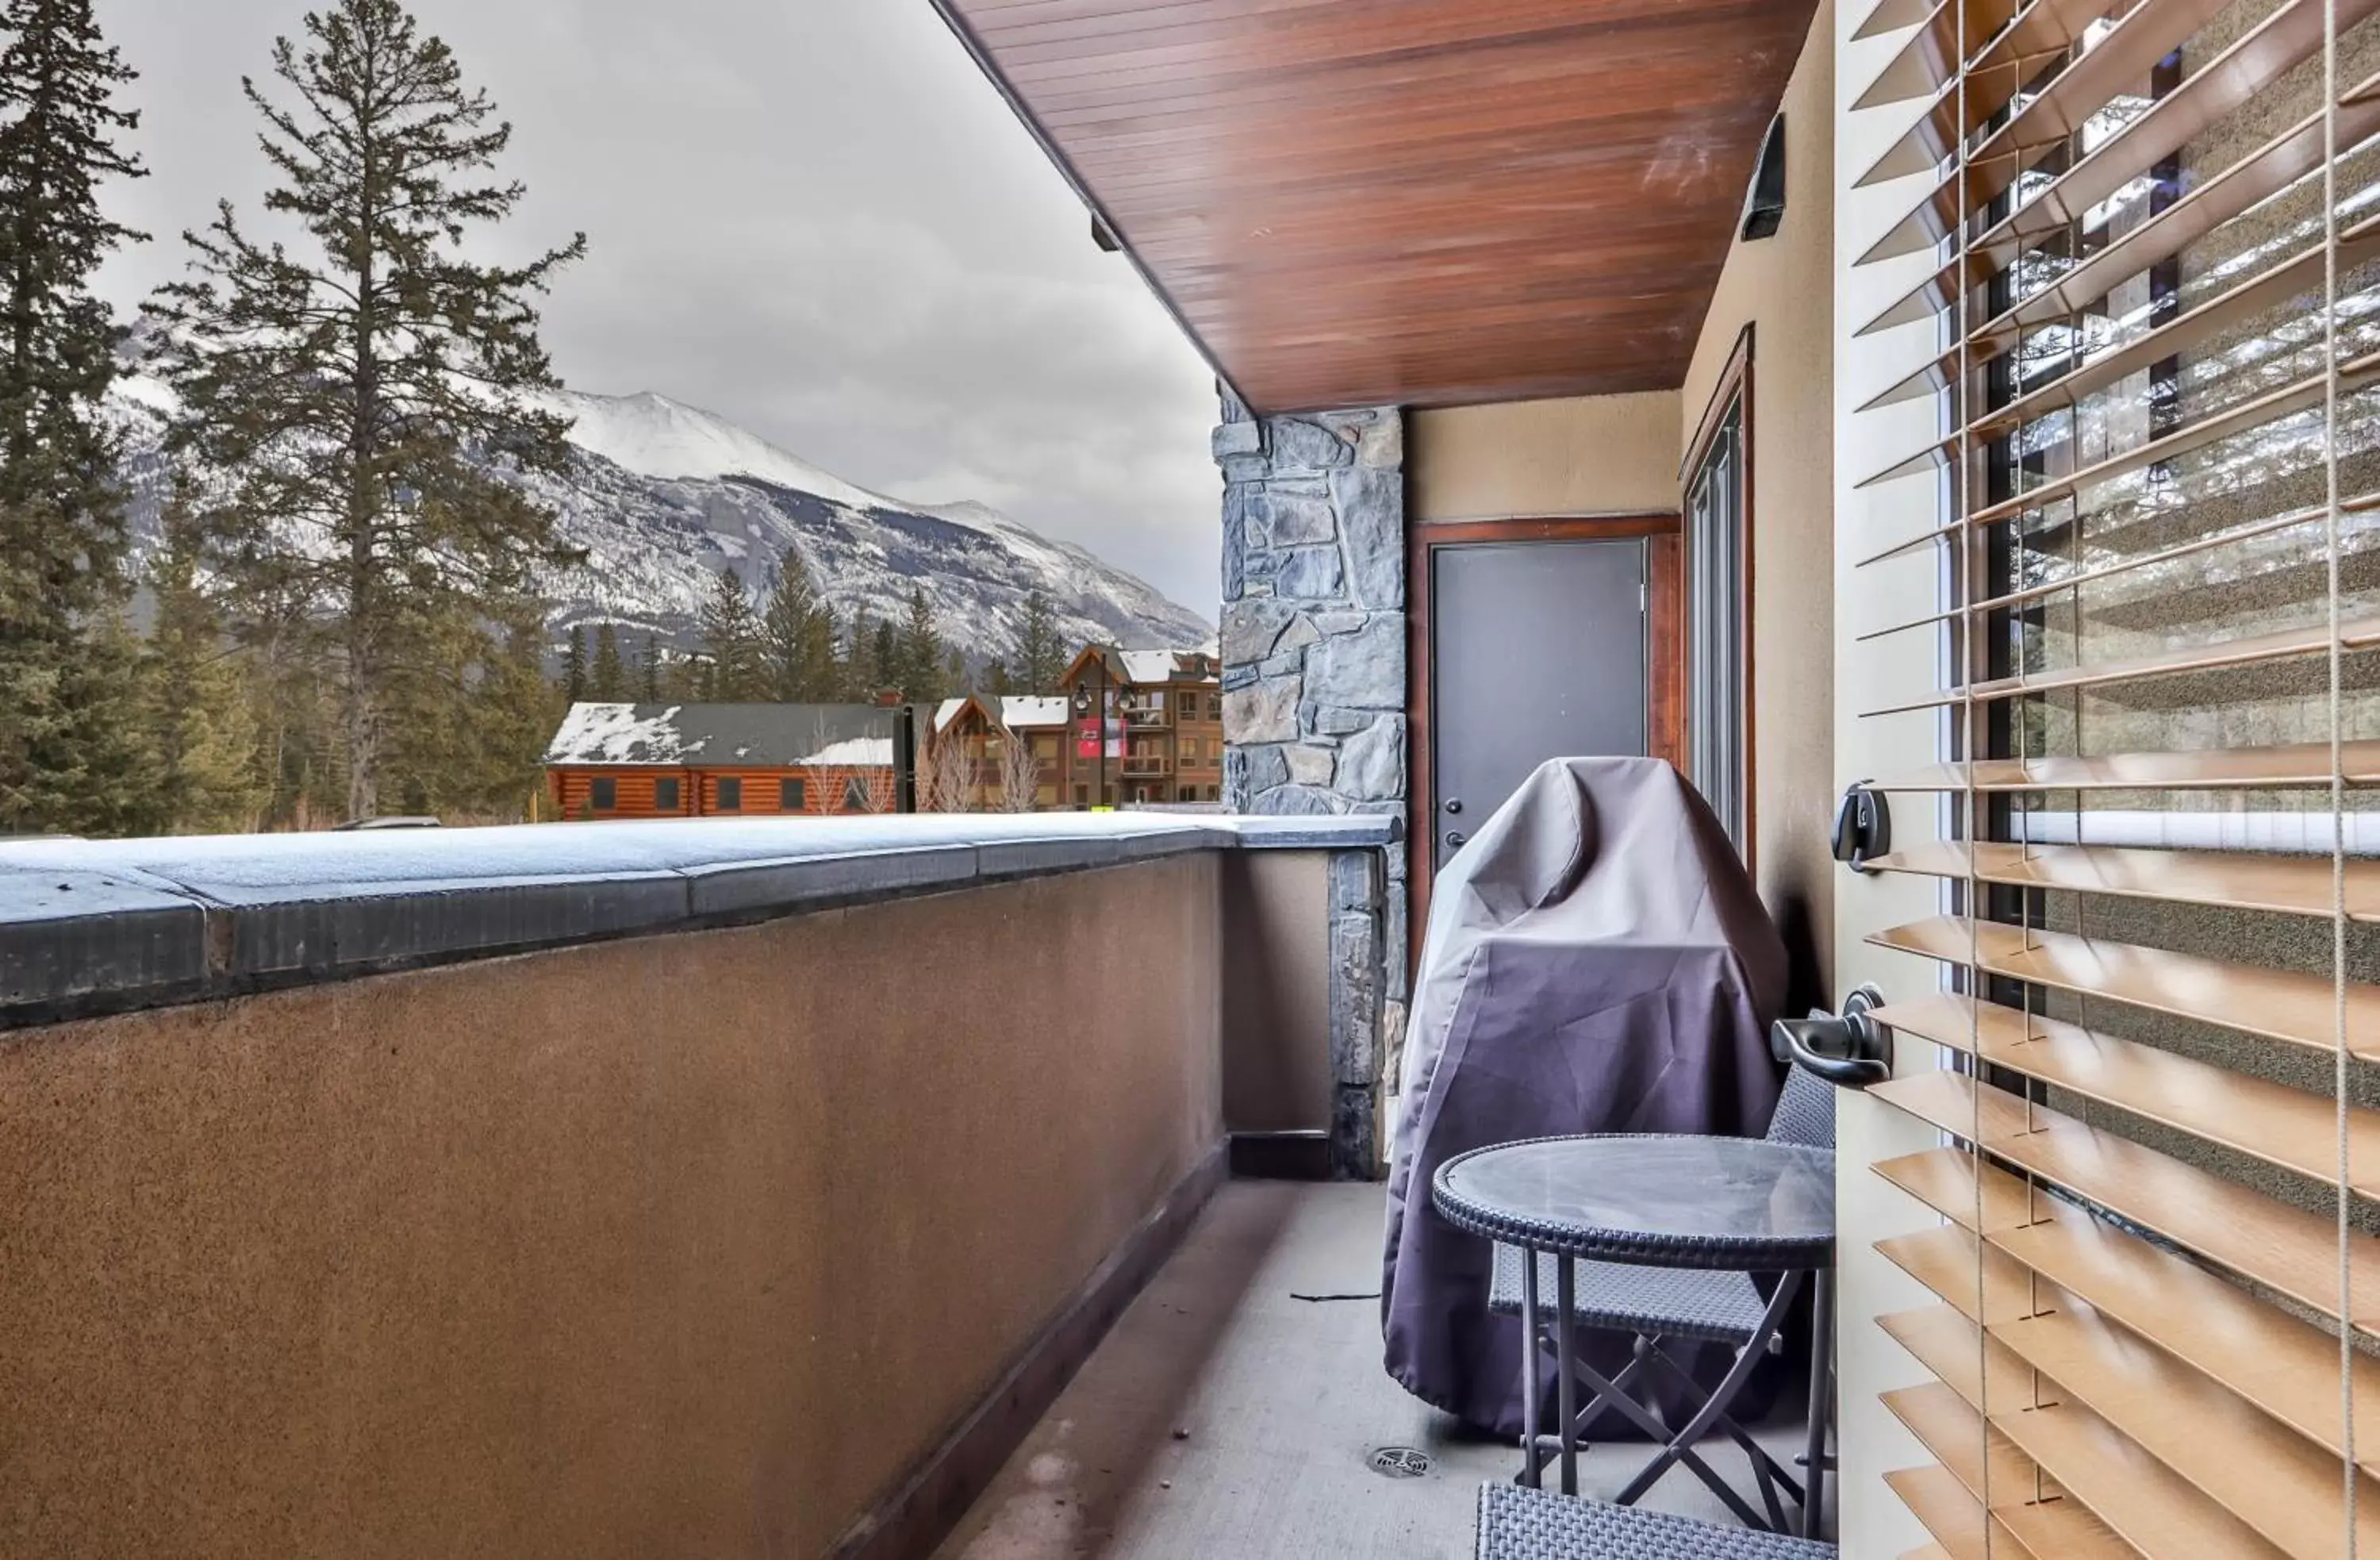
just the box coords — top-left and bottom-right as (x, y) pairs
(1212, 394), (1407, 1177)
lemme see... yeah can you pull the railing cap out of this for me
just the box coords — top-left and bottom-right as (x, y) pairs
(0, 812), (1398, 1023)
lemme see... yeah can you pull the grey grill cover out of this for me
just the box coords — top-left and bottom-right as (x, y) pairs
(1382, 757), (1788, 1434)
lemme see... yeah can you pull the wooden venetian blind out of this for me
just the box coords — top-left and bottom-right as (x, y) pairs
(1848, 0), (2380, 1554)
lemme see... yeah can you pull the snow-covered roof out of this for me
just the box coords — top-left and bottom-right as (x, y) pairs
(545, 702), (897, 769)
(1117, 649), (1184, 684)
(801, 736), (895, 767)
(998, 696), (1069, 730)
(543, 703), (687, 765)
(934, 697), (969, 735)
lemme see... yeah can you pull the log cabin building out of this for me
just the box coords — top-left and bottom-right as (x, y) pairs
(543, 703), (899, 820)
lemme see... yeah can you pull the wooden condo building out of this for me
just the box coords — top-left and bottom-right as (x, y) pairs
(543, 703), (899, 820)
(1057, 646), (1223, 809)
(930, 696), (1070, 812)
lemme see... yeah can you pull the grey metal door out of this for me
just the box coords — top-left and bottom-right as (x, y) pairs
(1430, 540), (1648, 872)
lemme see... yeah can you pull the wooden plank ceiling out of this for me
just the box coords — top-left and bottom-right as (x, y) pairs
(936, 0), (1819, 414)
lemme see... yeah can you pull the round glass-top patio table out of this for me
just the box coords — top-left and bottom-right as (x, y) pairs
(1432, 1134), (1836, 1536)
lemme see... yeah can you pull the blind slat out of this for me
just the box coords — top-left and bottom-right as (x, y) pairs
(1867, 916), (2380, 1057)
(1983, 1380), (2290, 1560)
(1870, 1070), (2380, 1331)
(1994, 1302), (2380, 1558)
(1853, 0), (1943, 41)
(1868, 739), (2380, 791)
(1883, 1466), (2028, 1560)
(1856, 0), (2362, 265)
(1860, 846), (2380, 920)
(1879, 1224), (2039, 1324)
(1860, 236), (2380, 489)
(1881, 1146), (2380, 1472)
(1859, 613), (2380, 717)
(1870, 993), (2380, 1187)
(1856, 106), (2363, 346)
(1857, 501), (2343, 642)
(1882, 1383), (2046, 1508)
(1853, 0), (2124, 150)
(1854, 0), (2234, 194)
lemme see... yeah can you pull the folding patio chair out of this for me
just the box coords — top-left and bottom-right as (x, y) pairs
(1475, 1481), (1835, 1559)
(1487, 1060), (1836, 1527)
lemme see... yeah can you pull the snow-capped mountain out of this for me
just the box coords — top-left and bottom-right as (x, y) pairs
(107, 376), (1215, 664)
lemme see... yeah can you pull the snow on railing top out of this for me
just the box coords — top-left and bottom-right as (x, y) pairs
(0, 812), (1396, 1022)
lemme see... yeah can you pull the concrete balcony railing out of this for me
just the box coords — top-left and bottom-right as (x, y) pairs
(0, 810), (1397, 1560)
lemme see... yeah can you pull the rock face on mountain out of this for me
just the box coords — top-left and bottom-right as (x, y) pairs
(106, 377), (1215, 660)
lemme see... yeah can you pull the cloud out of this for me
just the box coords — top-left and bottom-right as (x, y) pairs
(93, 0), (1223, 611)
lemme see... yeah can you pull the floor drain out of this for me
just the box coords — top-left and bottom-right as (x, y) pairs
(1368, 1446), (1432, 1479)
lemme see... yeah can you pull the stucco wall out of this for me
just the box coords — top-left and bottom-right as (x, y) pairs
(1407, 390), (1684, 521)
(1220, 851), (1331, 1135)
(1680, 0), (1838, 1002)
(0, 857), (1224, 1560)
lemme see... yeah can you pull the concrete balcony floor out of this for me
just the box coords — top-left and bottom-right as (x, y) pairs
(935, 1181), (1822, 1560)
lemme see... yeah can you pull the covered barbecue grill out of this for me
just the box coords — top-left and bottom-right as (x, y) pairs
(1381, 757), (1790, 1434)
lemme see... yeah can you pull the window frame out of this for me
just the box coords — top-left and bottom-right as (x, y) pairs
(589, 776), (616, 813)
(716, 776), (743, 813)
(779, 777), (805, 812)
(1680, 325), (1754, 862)
(654, 777), (680, 813)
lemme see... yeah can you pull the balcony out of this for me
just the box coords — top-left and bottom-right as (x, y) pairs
(0, 811), (1427, 1558)
(1121, 752), (1173, 778)
(1123, 704), (1171, 729)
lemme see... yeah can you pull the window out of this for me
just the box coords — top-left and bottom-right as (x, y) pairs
(842, 776), (869, 812)
(779, 778), (804, 812)
(589, 777), (616, 812)
(716, 777), (742, 813)
(654, 777), (679, 813)
(1839, 18), (2376, 1551)
(1684, 391), (1746, 851)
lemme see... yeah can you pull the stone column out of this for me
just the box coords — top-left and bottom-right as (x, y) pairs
(1213, 394), (1408, 1177)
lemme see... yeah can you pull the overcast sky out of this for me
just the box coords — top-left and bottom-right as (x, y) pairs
(91, 0), (1226, 616)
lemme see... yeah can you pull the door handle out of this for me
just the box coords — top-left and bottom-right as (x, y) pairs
(1770, 983), (1893, 1089)
(1444, 830), (1469, 850)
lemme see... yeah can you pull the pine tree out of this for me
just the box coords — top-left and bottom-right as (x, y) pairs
(454, 601), (557, 820)
(147, 0), (587, 820)
(1016, 589), (1064, 694)
(869, 617), (900, 697)
(141, 489), (265, 833)
(982, 659), (1014, 697)
(762, 550), (835, 701)
(894, 585), (946, 703)
(562, 624), (587, 702)
(0, 0), (150, 836)
(636, 634), (662, 701)
(698, 567), (770, 700)
(840, 609), (871, 700)
(591, 621), (624, 700)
